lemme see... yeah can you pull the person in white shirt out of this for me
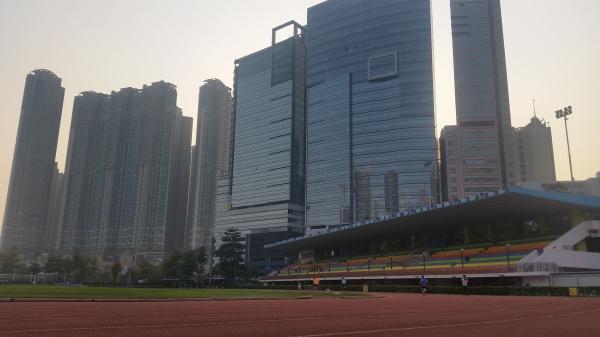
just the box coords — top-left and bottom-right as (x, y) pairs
(461, 274), (469, 296)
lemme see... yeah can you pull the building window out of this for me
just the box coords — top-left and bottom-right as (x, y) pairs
(368, 52), (398, 81)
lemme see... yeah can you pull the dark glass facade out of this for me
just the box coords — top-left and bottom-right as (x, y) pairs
(216, 23), (306, 246)
(306, 0), (438, 227)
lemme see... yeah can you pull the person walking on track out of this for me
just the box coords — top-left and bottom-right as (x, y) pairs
(462, 274), (469, 296)
(420, 275), (428, 296)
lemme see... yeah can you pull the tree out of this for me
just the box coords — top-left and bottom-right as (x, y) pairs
(29, 262), (41, 275)
(0, 249), (23, 274)
(162, 251), (183, 281)
(215, 228), (245, 280)
(111, 260), (122, 286)
(71, 254), (98, 284)
(56, 257), (74, 283)
(135, 256), (159, 285)
(181, 248), (207, 286)
(44, 255), (63, 274)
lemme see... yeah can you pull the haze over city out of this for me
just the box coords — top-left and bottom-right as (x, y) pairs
(1, 2), (600, 336)
(1, 0), (599, 226)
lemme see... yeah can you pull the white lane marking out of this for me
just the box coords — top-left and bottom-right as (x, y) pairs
(4, 306), (596, 335)
(289, 310), (600, 337)
(1, 313), (413, 334)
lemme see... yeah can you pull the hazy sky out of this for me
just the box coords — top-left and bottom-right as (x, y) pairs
(1, 0), (599, 225)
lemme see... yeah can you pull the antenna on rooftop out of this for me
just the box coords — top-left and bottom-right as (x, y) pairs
(532, 99), (537, 118)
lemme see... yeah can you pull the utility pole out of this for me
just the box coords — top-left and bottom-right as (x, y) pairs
(555, 106), (575, 182)
(505, 243), (511, 273)
(208, 236), (215, 288)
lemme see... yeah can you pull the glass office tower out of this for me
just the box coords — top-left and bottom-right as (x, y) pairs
(215, 22), (306, 273)
(451, 0), (516, 196)
(306, 0), (438, 228)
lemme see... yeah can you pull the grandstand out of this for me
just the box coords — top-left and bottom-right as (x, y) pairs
(261, 188), (600, 286)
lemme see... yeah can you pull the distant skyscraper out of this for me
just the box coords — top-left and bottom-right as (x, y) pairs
(306, 0), (438, 228)
(440, 126), (461, 201)
(384, 170), (399, 214)
(1, 70), (64, 255)
(60, 82), (190, 259)
(215, 21), (306, 273)
(513, 116), (556, 184)
(186, 79), (232, 251)
(451, 0), (516, 196)
(60, 91), (109, 255)
(114, 81), (186, 258)
(354, 170), (372, 222)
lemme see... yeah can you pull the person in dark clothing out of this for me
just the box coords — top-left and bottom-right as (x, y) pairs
(420, 275), (428, 296)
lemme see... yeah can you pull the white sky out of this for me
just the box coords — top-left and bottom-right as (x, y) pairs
(1, 0), (599, 224)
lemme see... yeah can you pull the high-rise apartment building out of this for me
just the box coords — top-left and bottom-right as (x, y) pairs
(165, 113), (193, 253)
(60, 82), (190, 259)
(306, 0), (438, 228)
(514, 116), (556, 184)
(215, 21), (306, 273)
(60, 91), (109, 255)
(1, 70), (64, 255)
(114, 82), (189, 258)
(451, 0), (516, 197)
(186, 79), (232, 251)
(45, 164), (64, 252)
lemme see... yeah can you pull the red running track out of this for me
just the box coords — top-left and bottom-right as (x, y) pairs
(0, 293), (599, 337)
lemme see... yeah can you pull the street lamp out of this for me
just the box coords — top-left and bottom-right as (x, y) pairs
(555, 106), (575, 182)
(460, 248), (465, 273)
(505, 243), (511, 272)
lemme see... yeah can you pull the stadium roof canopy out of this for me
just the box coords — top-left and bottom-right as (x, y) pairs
(265, 188), (600, 252)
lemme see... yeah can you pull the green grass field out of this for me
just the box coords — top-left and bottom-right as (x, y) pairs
(0, 285), (355, 300)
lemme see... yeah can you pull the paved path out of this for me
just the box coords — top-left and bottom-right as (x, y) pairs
(0, 293), (598, 336)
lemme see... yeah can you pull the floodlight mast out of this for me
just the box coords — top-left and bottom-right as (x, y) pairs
(555, 106), (575, 182)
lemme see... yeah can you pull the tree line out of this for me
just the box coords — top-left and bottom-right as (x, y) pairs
(0, 227), (252, 286)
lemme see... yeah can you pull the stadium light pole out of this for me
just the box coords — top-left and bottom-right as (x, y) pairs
(505, 243), (511, 272)
(330, 250), (337, 273)
(285, 256), (290, 276)
(555, 106), (575, 182)
(460, 248), (465, 273)
(422, 252), (426, 273)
